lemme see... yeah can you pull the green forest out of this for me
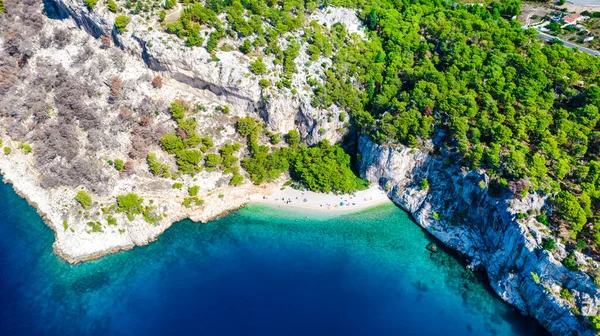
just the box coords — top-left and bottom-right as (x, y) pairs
(316, 0), (599, 254)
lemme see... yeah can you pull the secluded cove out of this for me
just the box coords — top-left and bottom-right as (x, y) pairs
(0, 181), (548, 336)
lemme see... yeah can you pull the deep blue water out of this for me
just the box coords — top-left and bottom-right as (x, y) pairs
(0, 181), (548, 336)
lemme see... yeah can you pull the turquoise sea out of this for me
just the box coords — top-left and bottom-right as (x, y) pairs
(0, 181), (548, 336)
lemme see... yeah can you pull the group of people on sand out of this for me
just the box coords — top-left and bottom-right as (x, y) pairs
(257, 190), (380, 211)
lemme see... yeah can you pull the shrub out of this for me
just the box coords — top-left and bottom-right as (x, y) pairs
(519, 188), (528, 199)
(239, 39), (252, 54)
(3, 147), (11, 155)
(18, 143), (32, 153)
(576, 239), (588, 251)
(114, 15), (131, 33)
(188, 186), (199, 196)
(87, 221), (103, 233)
(420, 178), (429, 190)
(172, 182), (183, 189)
(178, 117), (199, 136)
(107, 0), (118, 12)
(83, 0), (97, 9)
(536, 213), (550, 226)
(114, 159), (124, 171)
(182, 196), (204, 207)
(160, 134), (185, 153)
(147, 153), (171, 177)
(249, 58), (267, 75)
(220, 143), (241, 156)
(542, 237), (555, 251)
(164, 0), (176, 9)
(230, 174), (244, 186)
(170, 101), (186, 120)
(530, 272), (540, 284)
(117, 193), (144, 216)
(152, 75), (163, 88)
(107, 216), (117, 226)
(560, 288), (573, 301)
(562, 252), (579, 271)
(176, 149), (203, 174)
(205, 153), (222, 169)
(221, 143), (241, 171)
(259, 79), (270, 88)
(236, 117), (259, 137)
(267, 132), (280, 145)
(142, 206), (161, 225)
(201, 137), (213, 150)
(76, 190), (93, 209)
(285, 130), (301, 146)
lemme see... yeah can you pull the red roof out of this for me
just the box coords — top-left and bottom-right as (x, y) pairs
(564, 14), (581, 23)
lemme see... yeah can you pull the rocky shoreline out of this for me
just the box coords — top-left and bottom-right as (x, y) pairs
(359, 136), (599, 336)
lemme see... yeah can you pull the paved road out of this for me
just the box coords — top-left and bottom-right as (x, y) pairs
(536, 30), (600, 56)
(567, 0), (600, 7)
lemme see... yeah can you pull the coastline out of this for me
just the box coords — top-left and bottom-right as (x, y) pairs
(248, 185), (391, 214)
(0, 147), (391, 264)
(0, 177), (550, 336)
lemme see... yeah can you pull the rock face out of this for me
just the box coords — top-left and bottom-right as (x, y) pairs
(45, 0), (350, 145)
(359, 136), (599, 335)
(0, 0), (360, 264)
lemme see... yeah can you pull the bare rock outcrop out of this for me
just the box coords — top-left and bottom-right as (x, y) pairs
(47, 0), (352, 144)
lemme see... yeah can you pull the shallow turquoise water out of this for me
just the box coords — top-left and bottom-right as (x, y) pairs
(0, 181), (547, 335)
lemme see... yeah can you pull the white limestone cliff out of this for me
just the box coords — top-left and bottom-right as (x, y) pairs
(45, 0), (357, 144)
(359, 136), (600, 336)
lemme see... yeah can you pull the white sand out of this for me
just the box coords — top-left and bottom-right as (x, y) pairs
(248, 185), (391, 213)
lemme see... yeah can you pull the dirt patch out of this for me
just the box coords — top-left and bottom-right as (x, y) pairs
(519, 4), (553, 26)
(164, 3), (184, 24)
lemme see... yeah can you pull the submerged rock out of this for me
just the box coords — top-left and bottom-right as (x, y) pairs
(426, 242), (438, 253)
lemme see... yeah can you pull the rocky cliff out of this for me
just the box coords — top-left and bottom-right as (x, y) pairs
(45, 0), (353, 145)
(359, 136), (600, 335)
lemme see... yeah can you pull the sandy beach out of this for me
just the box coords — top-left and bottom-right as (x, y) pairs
(248, 185), (392, 213)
